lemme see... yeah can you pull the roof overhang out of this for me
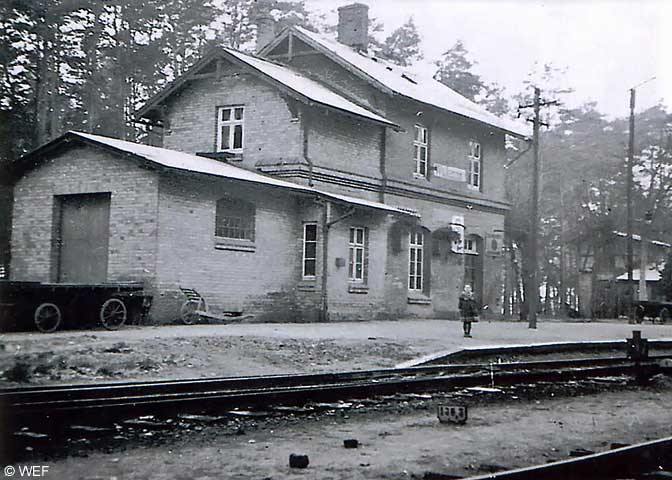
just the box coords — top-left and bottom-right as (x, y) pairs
(135, 48), (398, 130)
(14, 131), (417, 219)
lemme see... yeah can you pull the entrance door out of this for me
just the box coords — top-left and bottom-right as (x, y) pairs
(57, 193), (111, 283)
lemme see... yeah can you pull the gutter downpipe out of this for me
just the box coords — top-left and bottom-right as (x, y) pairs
(303, 113), (314, 187)
(379, 126), (387, 203)
(320, 202), (357, 321)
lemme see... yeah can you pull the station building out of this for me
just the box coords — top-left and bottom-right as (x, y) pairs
(9, 3), (528, 323)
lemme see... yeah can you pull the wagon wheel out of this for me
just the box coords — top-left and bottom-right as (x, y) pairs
(180, 299), (204, 325)
(100, 298), (127, 330)
(34, 303), (62, 333)
(661, 308), (671, 325)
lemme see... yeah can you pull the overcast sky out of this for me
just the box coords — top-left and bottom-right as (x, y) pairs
(306, 0), (671, 119)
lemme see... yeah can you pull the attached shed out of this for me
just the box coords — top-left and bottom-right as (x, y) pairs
(10, 131), (415, 323)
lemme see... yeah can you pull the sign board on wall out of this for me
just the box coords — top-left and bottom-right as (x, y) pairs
(451, 215), (465, 253)
(434, 164), (466, 182)
(485, 235), (503, 255)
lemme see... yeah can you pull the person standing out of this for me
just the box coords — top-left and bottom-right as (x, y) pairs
(458, 285), (478, 338)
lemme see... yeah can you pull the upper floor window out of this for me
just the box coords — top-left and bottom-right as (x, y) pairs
(348, 227), (367, 283)
(408, 231), (424, 291)
(217, 106), (244, 153)
(215, 197), (255, 241)
(468, 140), (481, 189)
(414, 125), (428, 177)
(302, 223), (318, 279)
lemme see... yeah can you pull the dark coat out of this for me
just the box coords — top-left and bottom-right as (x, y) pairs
(458, 294), (478, 319)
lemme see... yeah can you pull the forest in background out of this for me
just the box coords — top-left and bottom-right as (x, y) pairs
(1, 0), (671, 312)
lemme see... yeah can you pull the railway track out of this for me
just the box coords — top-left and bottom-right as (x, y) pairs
(462, 436), (672, 480)
(2, 355), (670, 426)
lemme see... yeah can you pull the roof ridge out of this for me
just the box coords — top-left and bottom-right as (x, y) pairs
(287, 25), (529, 138)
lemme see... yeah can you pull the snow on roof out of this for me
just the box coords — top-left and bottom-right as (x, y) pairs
(616, 266), (662, 282)
(613, 231), (671, 248)
(289, 26), (530, 138)
(68, 132), (415, 217)
(224, 48), (396, 128)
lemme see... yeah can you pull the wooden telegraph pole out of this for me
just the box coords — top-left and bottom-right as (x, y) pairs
(518, 87), (558, 329)
(626, 87), (635, 316)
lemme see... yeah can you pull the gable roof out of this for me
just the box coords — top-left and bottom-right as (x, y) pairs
(136, 48), (397, 129)
(16, 131), (416, 218)
(262, 26), (530, 138)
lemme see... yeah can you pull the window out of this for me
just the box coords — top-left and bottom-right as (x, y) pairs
(468, 141), (481, 189)
(464, 235), (482, 302)
(408, 231), (424, 291)
(414, 125), (428, 177)
(215, 197), (255, 241)
(348, 227), (367, 283)
(464, 237), (478, 254)
(303, 223), (318, 278)
(217, 106), (244, 153)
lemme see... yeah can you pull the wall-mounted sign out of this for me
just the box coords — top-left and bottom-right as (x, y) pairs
(485, 235), (503, 255)
(434, 164), (466, 182)
(451, 215), (465, 253)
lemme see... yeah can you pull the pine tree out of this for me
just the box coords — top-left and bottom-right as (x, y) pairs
(381, 17), (422, 66)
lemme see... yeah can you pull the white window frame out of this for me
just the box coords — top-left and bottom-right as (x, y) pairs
(413, 125), (428, 177)
(408, 231), (424, 291)
(468, 140), (481, 189)
(464, 236), (479, 255)
(348, 227), (366, 283)
(302, 223), (318, 279)
(216, 106), (245, 153)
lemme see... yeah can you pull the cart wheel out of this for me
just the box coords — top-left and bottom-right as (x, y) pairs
(180, 300), (201, 325)
(100, 298), (127, 330)
(34, 303), (62, 333)
(661, 308), (671, 324)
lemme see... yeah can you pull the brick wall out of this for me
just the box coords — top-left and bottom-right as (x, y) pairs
(153, 171), (326, 322)
(162, 63), (303, 169)
(383, 100), (508, 205)
(304, 108), (383, 180)
(324, 209), (391, 321)
(10, 146), (159, 284)
(286, 50), (509, 208)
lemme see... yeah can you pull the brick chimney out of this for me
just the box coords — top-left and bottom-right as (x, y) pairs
(255, 12), (276, 53)
(337, 3), (369, 50)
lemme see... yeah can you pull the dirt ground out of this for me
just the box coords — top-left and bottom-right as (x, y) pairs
(24, 381), (672, 480)
(4, 320), (672, 479)
(1, 319), (671, 386)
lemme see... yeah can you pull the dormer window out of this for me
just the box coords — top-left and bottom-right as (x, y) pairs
(468, 141), (481, 190)
(414, 125), (428, 177)
(217, 106), (244, 153)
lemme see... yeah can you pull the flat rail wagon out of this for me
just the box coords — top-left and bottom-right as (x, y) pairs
(634, 299), (672, 324)
(0, 281), (151, 333)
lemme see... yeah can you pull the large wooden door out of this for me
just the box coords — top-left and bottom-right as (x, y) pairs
(58, 193), (111, 283)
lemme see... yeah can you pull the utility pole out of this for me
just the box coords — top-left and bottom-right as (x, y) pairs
(626, 87), (635, 317)
(626, 77), (655, 319)
(518, 87), (558, 329)
(529, 88), (541, 329)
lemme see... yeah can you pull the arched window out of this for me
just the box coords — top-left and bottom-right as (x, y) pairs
(215, 197), (255, 241)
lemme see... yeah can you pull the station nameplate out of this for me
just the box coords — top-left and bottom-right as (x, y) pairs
(434, 164), (466, 182)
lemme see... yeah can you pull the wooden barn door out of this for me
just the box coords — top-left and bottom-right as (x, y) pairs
(57, 193), (111, 283)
